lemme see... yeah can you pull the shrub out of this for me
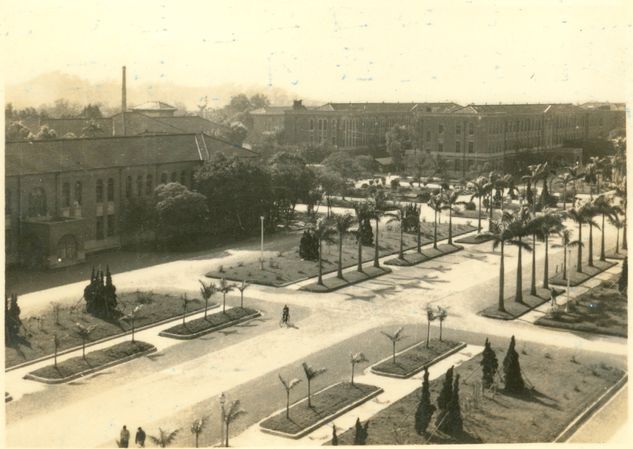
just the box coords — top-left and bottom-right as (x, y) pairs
(464, 201), (477, 211)
(299, 229), (319, 261)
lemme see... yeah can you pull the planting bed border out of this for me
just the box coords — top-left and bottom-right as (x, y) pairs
(300, 266), (392, 293)
(259, 382), (383, 439)
(455, 233), (495, 245)
(480, 287), (564, 321)
(23, 342), (157, 385)
(158, 309), (262, 339)
(549, 260), (617, 287)
(384, 244), (463, 266)
(370, 340), (466, 379)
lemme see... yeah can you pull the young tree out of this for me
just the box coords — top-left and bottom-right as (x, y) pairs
(120, 305), (142, 343)
(502, 336), (525, 394)
(480, 338), (498, 389)
(199, 280), (216, 319)
(218, 278), (235, 314)
(74, 323), (97, 360)
(435, 366), (454, 428)
(278, 374), (302, 418)
(302, 362), (327, 407)
(236, 280), (249, 308)
(350, 352), (369, 385)
(425, 306), (436, 348)
(223, 399), (246, 447)
(190, 417), (207, 448)
(353, 418), (369, 445)
(428, 194), (444, 249)
(415, 367), (436, 436)
(436, 306), (448, 341)
(381, 327), (405, 364)
(333, 213), (356, 278)
(181, 294), (194, 326)
(149, 428), (180, 448)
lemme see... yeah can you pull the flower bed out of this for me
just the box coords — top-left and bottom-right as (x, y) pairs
(159, 307), (260, 339)
(371, 340), (464, 378)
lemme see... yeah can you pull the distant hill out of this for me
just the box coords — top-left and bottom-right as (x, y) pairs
(5, 71), (322, 112)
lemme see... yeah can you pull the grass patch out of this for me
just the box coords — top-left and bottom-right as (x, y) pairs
(371, 339), (463, 378)
(333, 343), (625, 444)
(550, 260), (617, 287)
(27, 340), (154, 381)
(535, 279), (627, 337)
(384, 244), (462, 266)
(300, 266), (391, 293)
(206, 223), (476, 287)
(159, 307), (260, 337)
(6, 291), (206, 368)
(260, 382), (381, 437)
(455, 233), (495, 244)
(480, 287), (564, 320)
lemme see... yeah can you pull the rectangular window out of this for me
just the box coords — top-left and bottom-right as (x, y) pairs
(107, 178), (114, 201)
(456, 123), (461, 134)
(180, 171), (186, 186)
(75, 181), (83, 205)
(438, 124), (444, 134)
(62, 182), (71, 207)
(426, 131), (431, 142)
(161, 173), (168, 184)
(106, 214), (115, 237)
(455, 141), (461, 152)
(146, 175), (153, 195)
(96, 216), (105, 240)
(137, 175), (143, 196)
(96, 179), (104, 203)
(469, 123), (474, 135)
(126, 176), (132, 199)
(438, 143), (443, 152)
(468, 142), (474, 153)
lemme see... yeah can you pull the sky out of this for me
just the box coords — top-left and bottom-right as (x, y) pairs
(2, 0), (632, 105)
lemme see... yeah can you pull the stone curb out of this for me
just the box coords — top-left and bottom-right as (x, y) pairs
(258, 382), (383, 439)
(384, 244), (463, 267)
(370, 341), (467, 379)
(554, 373), (628, 442)
(158, 311), (262, 340)
(23, 345), (157, 385)
(550, 260), (618, 287)
(300, 267), (392, 293)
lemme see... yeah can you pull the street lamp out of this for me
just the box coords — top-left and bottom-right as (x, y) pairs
(260, 216), (265, 270)
(219, 392), (226, 447)
(565, 244), (571, 312)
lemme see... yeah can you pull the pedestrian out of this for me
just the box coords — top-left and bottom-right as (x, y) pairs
(281, 304), (289, 326)
(120, 425), (130, 448)
(135, 427), (146, 447)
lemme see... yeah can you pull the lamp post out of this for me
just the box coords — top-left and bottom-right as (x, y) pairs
(565, 244), (571, 312)
(260, 216), (265, 270)
(219, 392), (226, 447)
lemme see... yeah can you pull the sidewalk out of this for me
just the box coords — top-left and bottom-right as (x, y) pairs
(231, 344), (484, 446)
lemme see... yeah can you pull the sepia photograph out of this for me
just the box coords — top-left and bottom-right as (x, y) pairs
(1, 0), (630, 447)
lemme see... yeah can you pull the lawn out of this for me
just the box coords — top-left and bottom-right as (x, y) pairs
(206, 222), (476, 287)
(535, 276), (627, 337)
(260, 382), (382, 438)
(301, 266), (391, 293)
(5, 291), (208, 368)
(550, 259), (617, 287)
(26, 340), (155, 382)
(333, 342), (625, 444)
(159, 307), (260, 338)
(371, 339), (464, 378)
(480, 287), (564, 320)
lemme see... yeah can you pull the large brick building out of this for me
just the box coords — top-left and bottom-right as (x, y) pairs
(4, 133), (257, 269)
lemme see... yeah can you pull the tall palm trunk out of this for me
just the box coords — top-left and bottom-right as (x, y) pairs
(448, 206), (453, 245)
(398, 219), (404, 259)
(416, 220), (421, 253)
(615, 227), (620, 254)
(498, 240), (506, 312)
(488, 192), (494, 231)
(543, 233), (549, 289)
(516, 238), (524, 303)
(317, 240), (324, 285)
(477, 196), (482, 232)
(357, 230), (363, 272)
(577, 223), (583, 273)
(433, 209), (438, 249)
(588, 223), (594, 267)
(563, 242), (568, 280)
(600, 213), (606, 261)
(373, 217), (380, 268)
(530, 233), (537, 296)
(563, 182), (567, 210)
(623, 220), (627, 250)
(337, 231), (344, 279)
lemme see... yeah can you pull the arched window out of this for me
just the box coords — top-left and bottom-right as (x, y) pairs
(74, 181), (83, 205)
(62, 182), (71, 207)
(96, 180), (104, 203)
(57, 234), (78, 261)
(126, 176), (132, 199)
(28, 187), (47, 217)
(136, 175), (143, 196)
(107, 178), (115, 201)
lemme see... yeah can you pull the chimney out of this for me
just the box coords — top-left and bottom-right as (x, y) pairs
(121, 66), (127, 135)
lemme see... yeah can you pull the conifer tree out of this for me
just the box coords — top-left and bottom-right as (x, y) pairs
(444, 374), (463, 435)
(353, 418), (369, 445)
(435, 366), (454, 428)
(415, 367), (436, 435)
(481, 338), (499, 389)
(503, 335), (525, 393)
(332, 424), (338, 446)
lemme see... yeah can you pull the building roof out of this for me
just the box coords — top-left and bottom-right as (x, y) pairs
(250, 106), (294, 115)
(130, 101), (177, 112)
(37, 117), (113, 138)
(312, 102), (461, 113)
(454, 103), (581, 115)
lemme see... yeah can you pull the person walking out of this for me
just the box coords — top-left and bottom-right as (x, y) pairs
(281, 304), (289, 326)
(135, 427), (146, 447)
(120, 425), (130, 448)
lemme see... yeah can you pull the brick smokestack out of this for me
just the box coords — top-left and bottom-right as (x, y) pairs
(121, 66), (127, 135)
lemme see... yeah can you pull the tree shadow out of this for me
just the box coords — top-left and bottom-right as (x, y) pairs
(146, 353), (165, 361)
(501, 388), (561, 410)
(219, 329), (239, 336)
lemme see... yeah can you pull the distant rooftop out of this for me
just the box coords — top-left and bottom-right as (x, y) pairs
(454, 103), (582, 115)
(131, 101), (177, 111)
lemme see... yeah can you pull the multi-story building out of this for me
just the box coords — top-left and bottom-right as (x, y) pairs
(4, 133), (257, 269)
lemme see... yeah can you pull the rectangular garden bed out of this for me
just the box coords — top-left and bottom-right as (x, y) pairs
(455, 233), (495, 245)
(371, 339), (464, 378)
(535, 279), (627, 337)
(480, 287), (564, 320)
(158, 307), (260, 339)
(332, 343), (626, 444)
(24, 340), (156, 384)
(384, 244), (463, 266)
(300, 266), (391, 293)
(259, 382), (382, 439)
(550, 260), (617, 287)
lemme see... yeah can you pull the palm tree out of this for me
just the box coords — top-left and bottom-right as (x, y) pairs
(53, 334), (60, 368)
(353, 202), (371, 271)
(218, 278), (235, 313)
(190, 417), (208, 448)
(313, 217), (336, 285)
(567, 207), (587, 273)
(441, 188), (460, 245)
(411, 203), (423, 253)
(381, 327), (405, 364)
(74, 323), (97, 360)
(370, 193), (386, 268)
(302, 362), (327, 407)
(580, 203), (600, 267)
(484, 171), (499, 230)
(350, 352), (368, 385)
(428, 194), (443, 249)
(436, 306), (448, 341)
(584, 160), (599, 198)
(333, 213), (356, 278)
(557, 172), (577, 210)
(507, 208), (532, 303)
(180, 293), (196, 326)
(120, 305), (142, 343)
(532, 211), (564, 289)
(559, 229), (583, 280)
(278, 374), (302, 418)
(592, 195), (622, 261)
(223, 400), (246, 447)
(468, 176), (488, 232)
(149, 428), (180, 448)
(608, 214), (624, 255)
(425, 306), (436, 348)
(487, 211), (516, 312)
(236, 280), (249, 308)
(385, 205), (406, 259)
(199, 279), (216, 319)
